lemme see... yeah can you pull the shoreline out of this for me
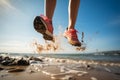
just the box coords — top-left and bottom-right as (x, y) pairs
(0, 54), (120, 80)
(1, 52), (120, 65)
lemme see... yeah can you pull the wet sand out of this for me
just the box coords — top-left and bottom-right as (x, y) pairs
(0, 56), (120, 80)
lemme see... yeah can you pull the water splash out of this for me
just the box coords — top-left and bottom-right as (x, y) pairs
(31, 26), (86, 53)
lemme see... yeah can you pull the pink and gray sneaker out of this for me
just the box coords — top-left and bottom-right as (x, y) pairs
(33, 15), (54, 41)
(64, 28), (81, 46)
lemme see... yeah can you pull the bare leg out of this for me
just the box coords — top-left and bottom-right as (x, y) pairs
(68, 0), (80, 30)
(44, 0), (56, 20)
(63, 0), (81, 46)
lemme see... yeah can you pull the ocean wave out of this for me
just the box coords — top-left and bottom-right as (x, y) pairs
(93, 50), (120, 56)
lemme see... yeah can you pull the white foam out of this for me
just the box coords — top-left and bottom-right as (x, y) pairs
(42, 71), (51, 76)
(60, 66), (69, 72)
(51, 76), (74, 80)
(51, 73), (71, 77)
(77, 73), (83, 76)
(51, 75), (75, 80)
(61, 75), (75, 80)
(91, 77), (97, 80)
(104, 68), (111, 72)
(67, 70), (88, 74)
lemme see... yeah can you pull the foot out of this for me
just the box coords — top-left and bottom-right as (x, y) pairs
(64, 28), (81, 46)
(33, 15), (54, 41)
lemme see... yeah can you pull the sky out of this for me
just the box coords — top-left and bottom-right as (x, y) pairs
(0, 0), (120, 53)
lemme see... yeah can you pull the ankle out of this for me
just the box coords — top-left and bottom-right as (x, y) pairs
(67, 26), (74, 30)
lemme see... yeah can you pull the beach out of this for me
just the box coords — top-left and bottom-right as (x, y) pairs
(0, 52), (120, 80)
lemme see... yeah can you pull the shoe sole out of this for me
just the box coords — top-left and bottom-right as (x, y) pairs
(34, 16), (54, 41)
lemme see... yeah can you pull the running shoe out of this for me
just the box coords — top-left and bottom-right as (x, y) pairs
(64, 28), (81, 46)
(33, 15), (54, 41)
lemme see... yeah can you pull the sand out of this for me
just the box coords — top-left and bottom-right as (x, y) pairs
(0, 56), (120, 80)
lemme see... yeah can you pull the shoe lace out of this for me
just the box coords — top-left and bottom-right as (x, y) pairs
(40, 15), (52, 24)
(69, 29), (78, 39)
(40, 14), (53, 33)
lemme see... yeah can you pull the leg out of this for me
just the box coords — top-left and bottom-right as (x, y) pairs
(34, 0), (56, 41)
(68, 0), (80, 30)
(44, 0), (56, 20)
(64, 0), (81, 46)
